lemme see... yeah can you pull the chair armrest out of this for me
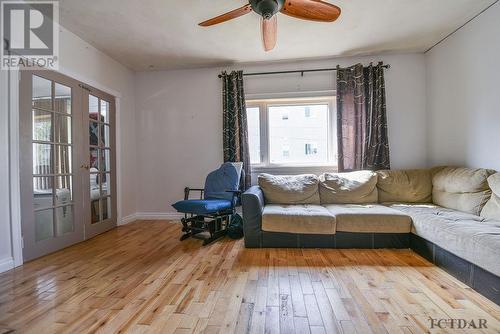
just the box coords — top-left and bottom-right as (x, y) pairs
(241, 186), (265, 247)
(225, 190), (242, 194)
(184, 187), (204, 200)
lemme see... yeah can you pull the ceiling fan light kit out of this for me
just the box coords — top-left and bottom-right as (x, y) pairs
(199, 0), (341, 52)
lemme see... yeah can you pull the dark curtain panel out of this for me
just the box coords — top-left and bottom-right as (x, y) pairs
(222, 70), (251, 190)
(336, 62), (390, 171)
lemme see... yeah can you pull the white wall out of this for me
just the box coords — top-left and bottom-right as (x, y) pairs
(426, 2), (500, 170)
(57, 27), (138, 221)
(0, 26), (137, 273)
(135, 53), (427, 215)
(0, 70), (14, 272)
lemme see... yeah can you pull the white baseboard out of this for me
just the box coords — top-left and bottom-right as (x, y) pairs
(119, 212), (183, 225)
(0, 257), (14, 274)
(119, 213), (138, 226)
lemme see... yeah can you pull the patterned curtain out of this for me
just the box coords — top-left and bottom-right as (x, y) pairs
(336, 62), (390, 171)
(222, 71), (251, 190)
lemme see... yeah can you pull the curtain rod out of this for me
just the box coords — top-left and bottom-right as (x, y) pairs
(218, 64), (390, 78)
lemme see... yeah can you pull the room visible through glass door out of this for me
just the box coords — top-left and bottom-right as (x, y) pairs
(84, 88), (117, 238)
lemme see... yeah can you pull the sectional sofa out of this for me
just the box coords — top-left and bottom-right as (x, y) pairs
(241, 167), (500, 304)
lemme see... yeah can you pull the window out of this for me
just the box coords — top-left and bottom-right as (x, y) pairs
(246, 97), (336, 168)
(305, 143), (318, 155)
(246, 107), (261, 164)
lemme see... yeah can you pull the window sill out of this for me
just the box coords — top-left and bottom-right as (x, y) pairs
(251, 165), (338, 175)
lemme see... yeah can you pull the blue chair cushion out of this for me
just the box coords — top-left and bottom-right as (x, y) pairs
(172, 199), (233, 215)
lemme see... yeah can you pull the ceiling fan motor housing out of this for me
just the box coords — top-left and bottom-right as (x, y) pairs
(249, 0), (285, 19)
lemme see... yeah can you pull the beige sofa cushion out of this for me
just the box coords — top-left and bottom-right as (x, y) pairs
(324, 204), (412, 233)
(376, 169), (432, 203)
(258, 174), (320, 205)
(319, 171), (378, 204)
(392, 204), (500, 277)
(481, 173), (500, 220)
(432, 167), (495, 215)
(262, 205), (336, 234)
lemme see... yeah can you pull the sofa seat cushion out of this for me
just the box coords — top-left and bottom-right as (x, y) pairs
(262, 205), (336, 234)
(319, 171), (378, 204)
(481, 173), (500, 221)
(391, 204), (500, 276)
(258, 174), (320, 205)
(432, 167), (495, 215)
(376, 169), (432, 203)
(324, 204), (412, 233)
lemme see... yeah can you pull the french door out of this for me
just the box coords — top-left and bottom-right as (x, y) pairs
(20, 70), (116, 261)
(83, 86), (117, 238)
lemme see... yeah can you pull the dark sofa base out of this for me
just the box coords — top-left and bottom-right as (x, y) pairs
(247, 231), (410, 249)
(410, 234), (499, 305)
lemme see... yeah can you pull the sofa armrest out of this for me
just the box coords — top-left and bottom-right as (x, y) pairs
(241, 186), (265, 247)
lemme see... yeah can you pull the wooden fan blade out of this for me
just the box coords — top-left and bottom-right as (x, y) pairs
(199, 4), (253, 26)
(280, 0), (341, 22)
(262, 16), (277, 51)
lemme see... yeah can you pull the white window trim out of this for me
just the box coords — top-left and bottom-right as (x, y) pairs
(247, 96), (338, 174)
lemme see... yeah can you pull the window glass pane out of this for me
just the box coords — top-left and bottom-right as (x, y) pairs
(246, 107), (261, 164)
(102, 124), (110, 148)
(101, 149), (111, 172)
(54, 114), (71, 144)
(90, 148), (99, 170)
(55, 205), (74, 236)
(101, 173), (111, 197)
(32, 75), (52, 110)
(54, 83), (71, 114)
(54, 145), (72, 174)
(33, 109), (52, 142)
(33, 143), (53, 175)
(102, 197), (112, 220)
(35, 209), (54, 241)
(90, 173), (100, 200)
(91, 199), (100, 224)
(56, 175), (72, 203)
(89, 121), (99, 146)
(33, 176), (53, 209)
(101, 100), (110, 123)
(89, 95), (99, 119)
(268, 104), (329, 164)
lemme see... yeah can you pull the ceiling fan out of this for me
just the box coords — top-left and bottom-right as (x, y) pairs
(199, 0), (341, 52)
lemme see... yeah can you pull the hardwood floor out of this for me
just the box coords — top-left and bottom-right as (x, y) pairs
(0, 221), (499, 334)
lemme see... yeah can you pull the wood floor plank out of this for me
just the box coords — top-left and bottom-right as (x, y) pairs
(0, 220), (498, 334)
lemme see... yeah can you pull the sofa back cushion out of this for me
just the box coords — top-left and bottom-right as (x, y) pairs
(481, 173), (500, 220)
(258, 173), (320, 204)
(432, 167), (495, 215)
(319, 171), (378, 204)
(376, 169), (432, 203)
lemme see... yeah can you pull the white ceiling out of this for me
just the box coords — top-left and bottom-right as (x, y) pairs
(59, 0), (496, 71)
